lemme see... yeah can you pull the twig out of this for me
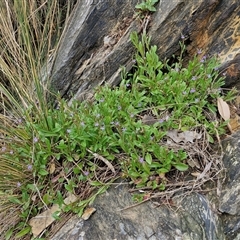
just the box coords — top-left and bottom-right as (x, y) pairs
(118, 198), (150, 211)
(87, 149), (116, 174)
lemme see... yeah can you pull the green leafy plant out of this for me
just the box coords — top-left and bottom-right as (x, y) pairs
(135, 0), (159, 12)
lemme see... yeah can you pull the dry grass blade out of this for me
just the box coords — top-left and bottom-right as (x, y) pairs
(87, 149), (116, 174)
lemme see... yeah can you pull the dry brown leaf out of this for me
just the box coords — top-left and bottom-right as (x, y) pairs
(217, 98), (230, 120)
(49, 162), (55, 174)
(191, 172), (201, 177)
(29, 204), (60, 237)
(64, 193), (78, 205)
(166, 130), (179, 142)
(51, 174), (60, 183)
(82, 207), (96, 220)
(29, 193), (78, 237)
(31, 195), (37, 202)
(179, 131), (202, 143)
(167, 130), (202, 143)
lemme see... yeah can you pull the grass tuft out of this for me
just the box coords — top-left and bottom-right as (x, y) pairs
(0, 0), (76, 238)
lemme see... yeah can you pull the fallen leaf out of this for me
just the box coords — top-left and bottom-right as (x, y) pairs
(179, 131), (202, 143)
(167, 130), (202, 143)
(217, 98), (230, 120)
(29, 204), (60, 237)
(64, 193), (78, 205)
(143, 193), (151, 201)
(49, 162), (55, 174)
(82, 207), (96, 220)
(51, 174), (60, 183)
(29, 193), (78, 237)
(166, 130), (180, 142)
(191, 172), (201, 177)
(31, 195), (37, 202)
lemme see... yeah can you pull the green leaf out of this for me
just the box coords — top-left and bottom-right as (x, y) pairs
(64, 184), (73, 192)
(148, 6), (156, 12)
(52, 211), (61, 220)
(77, 199), (89, 207)
(135, 3), (146, 10)
(90, 181), (103, 186)
(5, 227), (14, 240)
(157, 168), (169, 174)
(142, 162), (150, 175)
(27, 184), (36, 191)
(67, 155), (74, 162)
(15, 226), (31, 238)
(96, 185), (109, 196)
(145, 153), (152, 164)
(128, 171), (140, 178)
(43, 193), (51, 205)
(38, 168), (49, 176)
(207, 134), (214, 143)
(77, 207), (84, 217)
(174, 163), (188, 171)
(159, 183), (165, 191)
(149, 162), (161, 168)
(38, 130), (58, 137)
(43, 137), (51, 151)
(8, 197), (22, 205)
(73, 167), (81, 174)
(152, 180), (158, 190)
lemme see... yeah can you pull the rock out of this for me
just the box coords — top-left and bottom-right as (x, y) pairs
(219, 131), (240, 239)
(219, 132), (240, 215)
(149, 0), (240, 89)
(47, 0), (240, 100)
(51, 181), (224, 240)
(48, 0), (139, 99)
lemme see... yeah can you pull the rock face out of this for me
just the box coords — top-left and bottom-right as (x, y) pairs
(50, 131), (240, 240)
(219, 132), (240, 240)
(48, 0), (139, 100)
(47, 0), (240, 100)
(52, 185), (224, 240)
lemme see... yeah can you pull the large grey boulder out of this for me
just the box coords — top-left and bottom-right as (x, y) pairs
(51, 182), (224, 240)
